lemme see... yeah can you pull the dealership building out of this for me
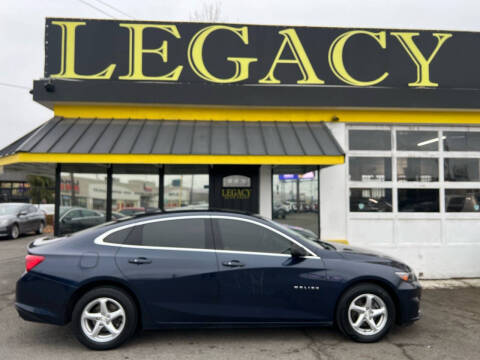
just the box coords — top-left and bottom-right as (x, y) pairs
(1, 18), (480, 278)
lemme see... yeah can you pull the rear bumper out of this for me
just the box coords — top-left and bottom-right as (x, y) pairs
(397, 281), (422, 324)
(15, 302), (64, 325)
(16, 271), (77, 326)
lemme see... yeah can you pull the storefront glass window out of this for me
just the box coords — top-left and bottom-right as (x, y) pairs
(397, 158), (438, 182)
(164, 174), (209, 211)
(349, 157), (391, 181)
(444, 158), (480, 181)
(398, 189), (439, 212)
(396, 130), (439, 151)
(112, 174), (159, 217)
(349, 130), (391, 150)
(445, 189), (480, 212)
(59, 172), (107, 234)
(0, 182), (31, 202)
(349, 188), (392, 212)
(272, 171), (319, 235)
(444, 132), (480, 151)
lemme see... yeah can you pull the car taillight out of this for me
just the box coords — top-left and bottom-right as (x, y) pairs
(25, 255), (45, 272)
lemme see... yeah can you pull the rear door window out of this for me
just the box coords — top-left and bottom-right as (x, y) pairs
(128, 218), (211, 249)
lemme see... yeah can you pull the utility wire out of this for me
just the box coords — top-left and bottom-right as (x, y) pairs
(0, 82), (30, 90)
(76, 0), (116, 19)
(91, 0), (135, 19)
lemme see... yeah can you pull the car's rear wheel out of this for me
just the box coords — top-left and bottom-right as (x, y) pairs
(10, 224), (19, 239)
(36, 221), (44, 234)
(336, 283), (395, 342)
(72, 287), (138, 350)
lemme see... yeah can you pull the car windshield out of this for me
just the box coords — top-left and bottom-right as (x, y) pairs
(59, 206), (72, 216)
(0, 204), (23, 215)
(271, 221), (328, 251)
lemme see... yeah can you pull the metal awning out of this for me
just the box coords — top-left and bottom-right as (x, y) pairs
(0, 117), (344, 167)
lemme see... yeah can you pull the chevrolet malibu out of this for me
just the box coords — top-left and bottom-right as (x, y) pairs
(16, 211), (421, 350)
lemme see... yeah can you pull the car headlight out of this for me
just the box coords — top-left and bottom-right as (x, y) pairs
(0, 219), (9, 226)
(395, 271), (417, 282)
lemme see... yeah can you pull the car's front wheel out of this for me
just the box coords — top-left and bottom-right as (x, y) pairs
(336, 283), (395, 342)
(72, 287), (138, 350)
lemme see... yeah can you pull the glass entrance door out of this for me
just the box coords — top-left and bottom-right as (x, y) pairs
(272, 171), (320, 237)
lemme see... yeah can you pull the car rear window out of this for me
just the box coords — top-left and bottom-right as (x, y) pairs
(103, 227), (133, 244)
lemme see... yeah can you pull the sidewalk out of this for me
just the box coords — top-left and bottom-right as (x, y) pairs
(420, 278), (480, 289)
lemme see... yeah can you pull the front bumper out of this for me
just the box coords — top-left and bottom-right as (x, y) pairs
(397, 280), (422, 324)
(0, 225), (11, 237)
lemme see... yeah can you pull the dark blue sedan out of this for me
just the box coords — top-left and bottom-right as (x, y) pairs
(16, 211), (421, 350)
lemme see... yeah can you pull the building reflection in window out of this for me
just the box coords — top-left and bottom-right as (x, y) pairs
(59, 172), (107, 234)
(112, 174), (159, 217)
(272, 171), (319, 235)
(164, 175), (209, 211)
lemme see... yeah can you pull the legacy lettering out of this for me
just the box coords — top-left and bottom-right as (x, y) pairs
(50, 20), (452, 87)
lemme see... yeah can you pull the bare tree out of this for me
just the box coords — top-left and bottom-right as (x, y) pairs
(190, 1), (224, 22)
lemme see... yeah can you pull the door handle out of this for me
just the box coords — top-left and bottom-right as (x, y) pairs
(222, 260), (245, 268)
(128, 257), (152, 265)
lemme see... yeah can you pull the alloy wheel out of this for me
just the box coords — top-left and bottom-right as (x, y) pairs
(11, 225), (19, 239)
(80, 297), (126, 343)
(348, 293), (388, 336)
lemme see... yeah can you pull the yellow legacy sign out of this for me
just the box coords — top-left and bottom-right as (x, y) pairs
(221, 188), (252, 200)
(46, 19), (456, 88)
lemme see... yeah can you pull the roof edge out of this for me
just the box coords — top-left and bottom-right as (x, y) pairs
(0, 153), (344, 166)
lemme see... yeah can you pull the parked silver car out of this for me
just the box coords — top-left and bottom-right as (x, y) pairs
(0, 203), (46, 239)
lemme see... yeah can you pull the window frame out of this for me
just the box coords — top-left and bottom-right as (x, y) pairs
(347, 124), (480, 219)
(94, 215), (317, 257)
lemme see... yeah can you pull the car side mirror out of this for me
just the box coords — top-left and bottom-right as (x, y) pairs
(290, 244), (308, 258)
(18, 210), (27, 217)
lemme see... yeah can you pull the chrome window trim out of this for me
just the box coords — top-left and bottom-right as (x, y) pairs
(94, 214), (319, 258)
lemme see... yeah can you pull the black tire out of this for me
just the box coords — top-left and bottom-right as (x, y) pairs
(336, 283), (395, 343)
(36, 221), (45, 235)
(10, 224), (20, 239)
(72, 286), (138, 350)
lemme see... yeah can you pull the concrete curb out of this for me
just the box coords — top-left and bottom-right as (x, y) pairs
(420, 278), (480, 289)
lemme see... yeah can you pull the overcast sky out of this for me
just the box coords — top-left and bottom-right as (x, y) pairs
(0, 0), (479, 148)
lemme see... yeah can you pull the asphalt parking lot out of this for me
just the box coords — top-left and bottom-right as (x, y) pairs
(1, 234), (479, 360)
